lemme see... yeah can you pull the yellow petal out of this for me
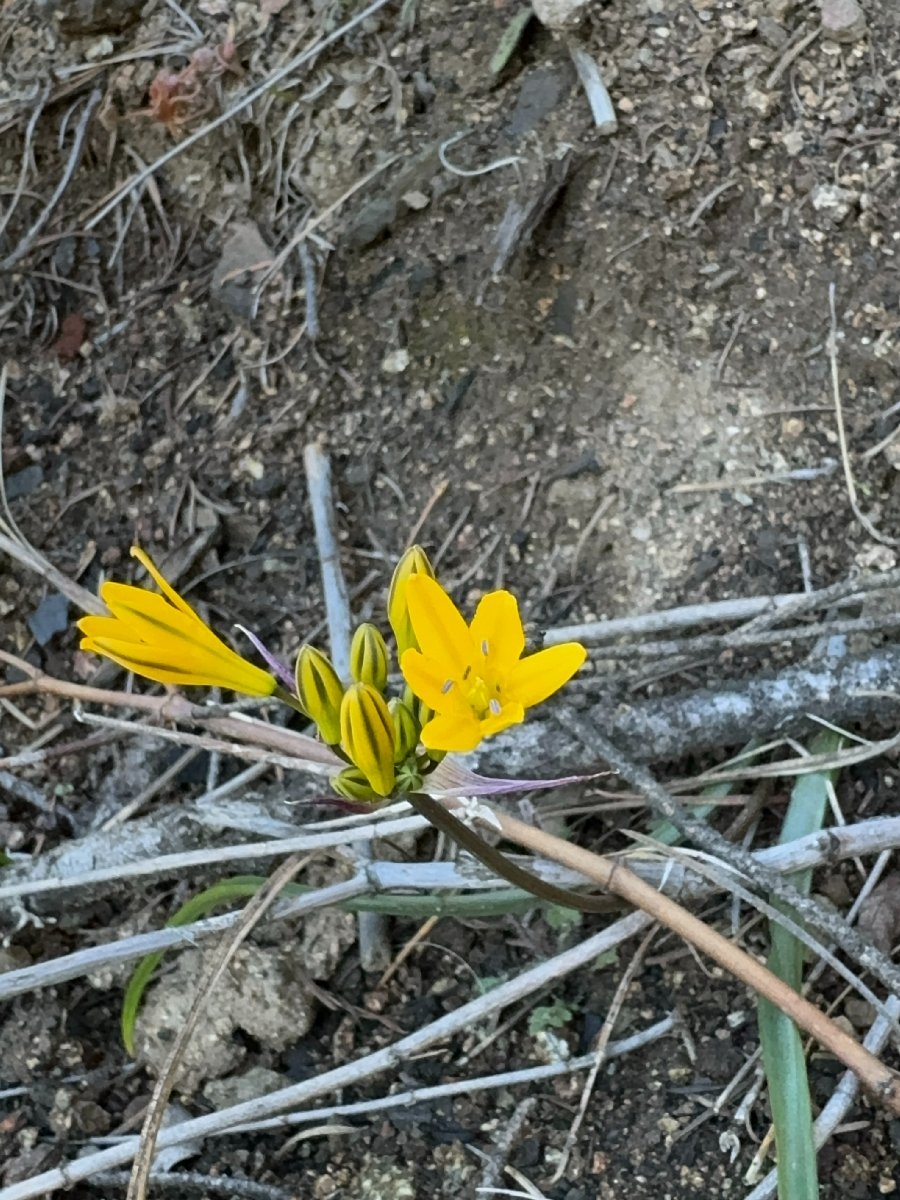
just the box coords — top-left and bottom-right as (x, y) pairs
(79, 634), (275, 694)
(505, 643), (586, 708)
(405, 575), (474, 677)
(419, 711), (484, 753)
(99, 583), (227, 656)
(478, 701), (524, 740)
(400, 648), (466, 715)
(469, 590), (524, 674)
(131, 546), (199, 620)
(77, 614), (136, 643)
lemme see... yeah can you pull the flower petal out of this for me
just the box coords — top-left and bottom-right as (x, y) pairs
(504, 643), (587, 708)
(419, 711), (485, 753)
(99, 583), (225, 655)
(405, 575), (474, 677)
(478, 701), (524, 740)
(77, 614), (138, 644)
(79, 633), (275, 694)
(469, 590), (524, 675)
(131, 546), (199, 620)
(400, 648), (469, 715)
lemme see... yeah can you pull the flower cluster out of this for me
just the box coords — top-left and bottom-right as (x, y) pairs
(77, 545), (587, 803)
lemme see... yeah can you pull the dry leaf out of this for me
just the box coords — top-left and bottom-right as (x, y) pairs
(857, 871), (900, 954)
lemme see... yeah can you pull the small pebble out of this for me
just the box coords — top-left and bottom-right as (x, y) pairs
(820, 0), (867, 44)
(381, 348), (410, 374)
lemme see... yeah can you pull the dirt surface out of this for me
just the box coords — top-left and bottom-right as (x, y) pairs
(2, 0), (900, 1196)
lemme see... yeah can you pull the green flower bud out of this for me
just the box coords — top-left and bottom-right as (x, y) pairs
(402, 684), (433, 730)
(349, 622), (390, 692)
(339, 682), (396, 797)
(388, 697), (420, 763)
(295, 644), (344, 745)
(331, 767), (381, 804)
(387, 544), (435, 656)
(395, 760), (424, 795)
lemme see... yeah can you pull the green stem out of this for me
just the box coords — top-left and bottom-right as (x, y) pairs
(407, 793), (618, 914)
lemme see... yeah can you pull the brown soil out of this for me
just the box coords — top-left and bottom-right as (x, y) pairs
(2, 0), (900, 1196)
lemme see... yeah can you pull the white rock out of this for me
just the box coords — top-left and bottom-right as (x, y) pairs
(532, 0), (590, 30)
(854, 544), (897, 571)
(820, 0), (867, 43)
(810, 183), (858, 221)
(381, 347), (411, 374)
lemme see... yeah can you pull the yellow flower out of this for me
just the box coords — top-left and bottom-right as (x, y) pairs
(400, 575), (586, 753)
(77, 547), (276, 696)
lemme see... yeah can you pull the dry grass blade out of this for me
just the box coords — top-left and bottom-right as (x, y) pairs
(549, 924), (659, 1183)
(0, 912), (654, 1199)
(0, 369), (105, 615)
(0, 86), (102, 270)
(473, 803), (900, 1110)
(580, 723), (900, 1002)
(126, 853), (310, 1200)
(83, 0), (393, 232)
(827, 282), (897, 546)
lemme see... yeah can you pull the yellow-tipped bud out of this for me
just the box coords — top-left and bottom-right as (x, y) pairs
(387, 545), (435, 656)
(349, 622), (390, 692)
(331, 767), (381, 804)
(339, 683), (397, 797)
(388, 697), (420, 763)
(295, 644), (344, 745)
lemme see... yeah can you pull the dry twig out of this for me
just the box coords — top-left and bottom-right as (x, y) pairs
(125, 855), (309, 1200)
(827, 282), (897, 546)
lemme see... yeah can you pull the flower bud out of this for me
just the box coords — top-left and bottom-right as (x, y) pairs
(387, 545), (435, 656)
(388, 697), (420, 763)
(349, 622), (390, 692)
(330, 767), (381, 804)
(339, 682), (396, 797)
(295, 644), (344, 745)
(402, 684), (433, 730)
(395, 760), (424, 795)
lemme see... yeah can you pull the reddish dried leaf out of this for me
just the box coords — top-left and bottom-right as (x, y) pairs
(53, 313), (88, 362)
(857, 871), (900, 954)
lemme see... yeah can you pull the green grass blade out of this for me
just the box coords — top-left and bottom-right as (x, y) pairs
(651, 740), (763, 845)
(757, 731), (839, 1200)
(120, 875), (546, 1053)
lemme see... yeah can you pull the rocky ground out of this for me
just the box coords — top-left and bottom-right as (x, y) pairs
(2, 0), (900, 1196)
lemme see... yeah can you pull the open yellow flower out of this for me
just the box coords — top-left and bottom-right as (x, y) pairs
(400, 575), (586, 753)
(77, 547), (276, 696)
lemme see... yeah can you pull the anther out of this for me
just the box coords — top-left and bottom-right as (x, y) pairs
(489, 699), (501, 715)
(441, 679), (454, 695)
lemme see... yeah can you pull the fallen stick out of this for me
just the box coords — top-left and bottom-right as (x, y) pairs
(477, 646), (900, 771)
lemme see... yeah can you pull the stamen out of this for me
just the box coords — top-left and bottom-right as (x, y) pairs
(462, 665), (471, 681)
(489, 699), (501, 715)
(481, 639), (489, 655)
(441, 679), (454, 695)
